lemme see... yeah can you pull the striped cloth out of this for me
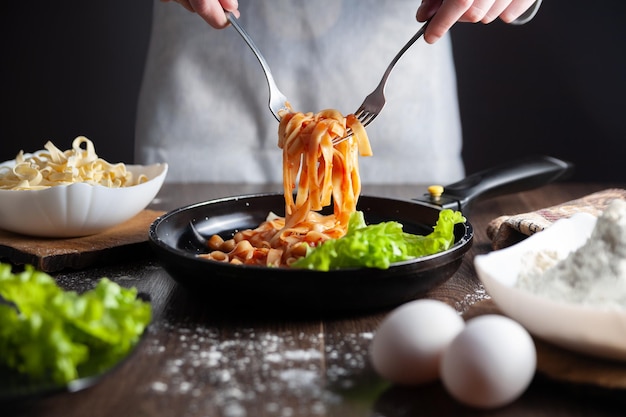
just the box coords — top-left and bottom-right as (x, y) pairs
(487, 189), (626, 249)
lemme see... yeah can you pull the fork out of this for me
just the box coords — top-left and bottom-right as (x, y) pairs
(226, 12), (289, 121)
(333, 19), (431, 145)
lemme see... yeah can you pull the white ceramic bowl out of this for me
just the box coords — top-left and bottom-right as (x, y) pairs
(0, 161), (168, 238)
(474, 213), (626, 362)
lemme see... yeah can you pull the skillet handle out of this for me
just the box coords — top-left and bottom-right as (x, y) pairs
(441, 155), (573, 211)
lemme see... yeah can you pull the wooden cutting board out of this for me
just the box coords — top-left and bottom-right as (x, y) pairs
(466, 299), (626, 389)
(0, 209), (165, 272)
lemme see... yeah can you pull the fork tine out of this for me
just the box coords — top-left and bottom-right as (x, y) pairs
(332, 128), (353, 145)
(330, 108), (371, 145)
(356, 110), (369, 122)
(359, 112), (377, 127)
(333, 18), (430, 146)
(331, 107), (363, 144)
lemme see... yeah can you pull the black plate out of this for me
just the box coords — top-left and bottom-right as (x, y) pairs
(149, 193), (473, 315)
(0, 329), (147, 404)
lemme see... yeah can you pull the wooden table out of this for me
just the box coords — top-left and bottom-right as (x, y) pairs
(6, 182), (626, 417)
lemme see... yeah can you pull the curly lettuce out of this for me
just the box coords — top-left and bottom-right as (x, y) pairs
(292, 209), (465, 271)
(0, 263), (151, 384)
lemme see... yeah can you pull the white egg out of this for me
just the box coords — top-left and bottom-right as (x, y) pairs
(370, 299), (465, 385)
(440, 314), (536, 409)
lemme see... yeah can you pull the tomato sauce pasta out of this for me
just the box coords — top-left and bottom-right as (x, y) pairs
(200, 109), (372, 267)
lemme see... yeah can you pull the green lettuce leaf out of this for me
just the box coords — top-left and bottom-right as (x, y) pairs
(0, 263), (151, 384)
(292, 209), (465, 271)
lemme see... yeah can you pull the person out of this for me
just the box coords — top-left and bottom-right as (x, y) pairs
(135, 0), (541, 184)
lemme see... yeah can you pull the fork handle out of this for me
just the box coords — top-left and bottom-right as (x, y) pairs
(374, 19), (431, 96)
(226, 12), (275, 86)
(226, 12), (283, 120)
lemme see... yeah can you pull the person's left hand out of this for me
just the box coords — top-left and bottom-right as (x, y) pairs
(416, 0), (537, 43)
(162, 0), (240, 29)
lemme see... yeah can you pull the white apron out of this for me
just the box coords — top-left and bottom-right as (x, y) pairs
(135, 0), (464, 184)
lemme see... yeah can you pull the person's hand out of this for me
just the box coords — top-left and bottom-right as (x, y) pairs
(416, 0), (537, 43)
(161, 0), (240, 29)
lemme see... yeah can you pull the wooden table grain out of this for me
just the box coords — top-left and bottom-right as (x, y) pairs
(6, 182), (626, 417)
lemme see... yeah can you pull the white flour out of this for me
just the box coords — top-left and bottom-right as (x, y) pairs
(142, 321), (376, 417)
(517, 199), (626, 308)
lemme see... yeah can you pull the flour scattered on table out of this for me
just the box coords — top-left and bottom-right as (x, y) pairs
(143, 321), (376, 417)
(517, 199), (626, 308)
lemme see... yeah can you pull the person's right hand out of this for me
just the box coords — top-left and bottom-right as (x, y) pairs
(416, 0), (538, 43)
(162, 0), (240, 29)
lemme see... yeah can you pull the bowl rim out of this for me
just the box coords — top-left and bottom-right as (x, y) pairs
(0, 162), (168, 193)
(0, 162), (168, 237)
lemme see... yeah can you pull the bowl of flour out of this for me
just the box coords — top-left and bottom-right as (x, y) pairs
(475, 199), (626, 362)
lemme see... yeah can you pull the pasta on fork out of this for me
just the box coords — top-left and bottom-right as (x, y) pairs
(200, 108), (372, 267)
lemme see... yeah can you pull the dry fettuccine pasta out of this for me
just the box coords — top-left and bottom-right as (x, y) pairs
(0, 136), (147, 190)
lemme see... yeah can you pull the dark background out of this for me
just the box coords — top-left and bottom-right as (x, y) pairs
(453, 0), (626, 182)
(1, 2), (152, 166)
(1, 1), (624, 182)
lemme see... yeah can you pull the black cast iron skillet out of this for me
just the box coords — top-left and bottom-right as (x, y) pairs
(149, 155), (572, 315)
